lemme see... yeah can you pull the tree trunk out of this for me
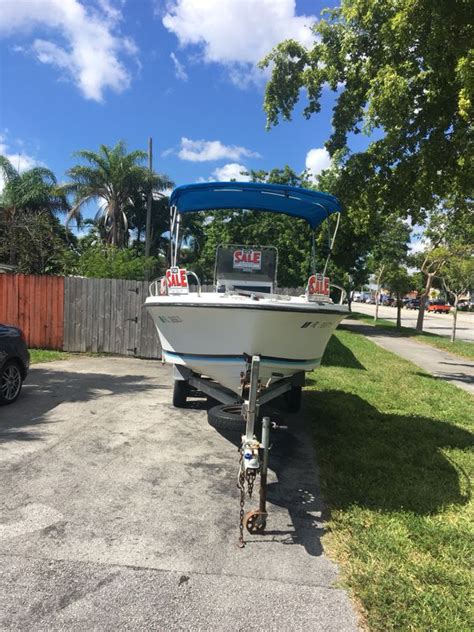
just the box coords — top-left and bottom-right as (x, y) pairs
(416, 272), (434, 332)
(396, 291), (401, 328)
(347, 280), (352, 312)
(374, 266), (384, 323)
(451, 296), (459, 342)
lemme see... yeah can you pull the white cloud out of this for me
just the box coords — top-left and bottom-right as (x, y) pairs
(305, 147), (331, 180)
(170, 52), (188, 81)
(0, 0), (137, 102)
(211, 163), (250, 182)
(177, 137), (260, 162)
(0, 134), (42, 191)
(162, 0), (316, 85)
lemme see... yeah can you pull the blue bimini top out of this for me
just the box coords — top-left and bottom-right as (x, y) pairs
(169, 182), (341, 229)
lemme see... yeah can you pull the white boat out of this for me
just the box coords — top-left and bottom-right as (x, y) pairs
(147, 292), (346, 394)
(146, 181), (350, 541)
(145, 182), (348, 399)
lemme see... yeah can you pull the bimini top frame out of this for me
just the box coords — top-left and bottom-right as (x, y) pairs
(170, 182), (341, 228)
(168, 181), (342, 268)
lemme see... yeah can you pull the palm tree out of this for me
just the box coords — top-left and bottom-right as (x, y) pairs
(63, 141), (173, 248)
(0, 155), (69, 265)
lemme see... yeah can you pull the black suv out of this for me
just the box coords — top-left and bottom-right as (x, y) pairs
(0, 324), (30, 405)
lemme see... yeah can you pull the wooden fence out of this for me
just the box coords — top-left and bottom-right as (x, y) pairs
(0, 274), (64, 349)
(0, 274), (306, 358)
(63, 277), (160, 358)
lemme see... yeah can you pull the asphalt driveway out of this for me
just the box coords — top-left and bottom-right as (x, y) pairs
(0, 357), (358, 631)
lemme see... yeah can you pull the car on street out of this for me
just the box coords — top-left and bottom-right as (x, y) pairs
(458, 299), (473, 312)
(405, 299), (421, 310)
(0, 324), (30, 405)
(427, 300), (451, 314)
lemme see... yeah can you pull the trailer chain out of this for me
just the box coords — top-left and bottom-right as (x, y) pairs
(238, 469), (246, 548)
(246, 468), (257, 498)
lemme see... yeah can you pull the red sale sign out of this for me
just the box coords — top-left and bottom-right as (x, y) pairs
(233, 249), (262, 270)
(165, 267), (189, 294)
(307, 274), (330, 297)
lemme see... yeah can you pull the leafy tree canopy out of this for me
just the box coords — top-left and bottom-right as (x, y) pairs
(75, 243), (160, 281)
(192, 167), (325, 286)
(260, 0), (473, 219)
(0, 155), (71, 272)
(62, 141), (173, 248)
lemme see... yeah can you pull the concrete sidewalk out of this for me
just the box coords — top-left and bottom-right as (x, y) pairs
(343, 321), (474, 395)
(0, 357), (359, 631)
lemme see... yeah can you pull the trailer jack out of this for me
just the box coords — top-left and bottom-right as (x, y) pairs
(237, 355), (272, 548)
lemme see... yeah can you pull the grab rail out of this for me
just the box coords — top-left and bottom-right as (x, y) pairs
(148, 270), (201, 297)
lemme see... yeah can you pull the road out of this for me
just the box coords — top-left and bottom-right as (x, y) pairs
(353, 302), (474, 342)
(0, 357), (359, 631)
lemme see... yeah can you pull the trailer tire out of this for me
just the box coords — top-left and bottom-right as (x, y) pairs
(208, 404), (245, 431)
(173, 380), (189, 408)
(285, 386), (302, 413)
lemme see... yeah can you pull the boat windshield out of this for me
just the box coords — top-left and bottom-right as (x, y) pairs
(214, 245), (277, 294)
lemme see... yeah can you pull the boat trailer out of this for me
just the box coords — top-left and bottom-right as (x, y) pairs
(174, 356), (303, 547)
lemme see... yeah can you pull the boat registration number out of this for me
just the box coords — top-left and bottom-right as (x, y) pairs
(166, 267), (189, 294)
(233, 249), (262, 270)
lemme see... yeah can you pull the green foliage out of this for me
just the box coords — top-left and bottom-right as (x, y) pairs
(443, 256), (474, 300)
(0, 211), (75, 275)
(62, 141), (173, 248)
(0, 155), (72, 273)
(384, 265), (412, 295)
(192, 167), (323, 286)
(368, 219), (411, 273)
(75, 244), (160, 280)
(261, 0), (473, 219)
(349, 311), (474, 360)
(308, 330), (474, 631)
(30, 349), (71, 364)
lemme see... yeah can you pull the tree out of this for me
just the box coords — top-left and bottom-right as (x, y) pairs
(260, 0), (473, 220)
(0, 155), (70, 271)
(63, 142), (172, 248)
(442, 256), (474, 341)
(195, 167), (323, 286)
(384, 266), (413, 328)
(366, 219), (410, 322)
(75, 243), (159, 281)
(414, 205), (472, 331)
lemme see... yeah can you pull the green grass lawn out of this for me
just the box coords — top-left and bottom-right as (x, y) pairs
(349, 311), (474, 360)
(306, 330), (473, 631)
(29, 349), (71, 364)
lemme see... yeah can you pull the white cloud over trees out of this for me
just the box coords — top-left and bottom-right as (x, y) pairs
(177, 137), (260, 162)
(162, 0), (316, 85)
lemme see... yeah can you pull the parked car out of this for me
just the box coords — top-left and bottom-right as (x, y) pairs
(458, 300), (474, 312)
(427, 300), (451, 314)
(0, 324), (30, 405)
(405, 299), (421, 310)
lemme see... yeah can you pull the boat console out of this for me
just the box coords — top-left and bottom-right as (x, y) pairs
(214, 244), (277, 294)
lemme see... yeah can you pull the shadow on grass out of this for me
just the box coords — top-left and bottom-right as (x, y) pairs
(414, 371), (474, 388)
(305, 390), (473, 515)
(319, 334), (366, 371)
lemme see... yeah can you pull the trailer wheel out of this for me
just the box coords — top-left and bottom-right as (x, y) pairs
(285, 386), (302, 413)
(173, 380), (189, 408)
(208, 404), (245, 431)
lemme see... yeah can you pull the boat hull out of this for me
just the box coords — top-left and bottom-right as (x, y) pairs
(146, 294), (347, 394)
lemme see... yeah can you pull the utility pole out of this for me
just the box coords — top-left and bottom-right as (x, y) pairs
(145, 137), (153, 258)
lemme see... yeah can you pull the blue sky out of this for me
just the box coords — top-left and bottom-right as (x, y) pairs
(0, 0), (373, 225)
